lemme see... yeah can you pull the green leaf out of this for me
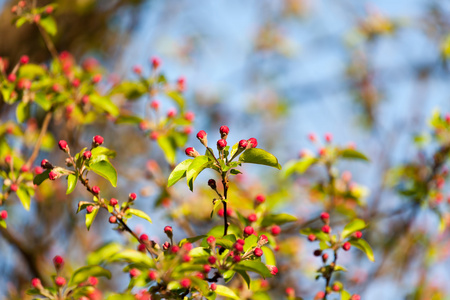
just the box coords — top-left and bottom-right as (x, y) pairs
(87, 242), (122, 265)
(128, 208), (152, 223)
(281, 157), (317, 178)
(16, 101), (29, 123)
(115, 115), (142, 124)
(186, 155), (211, 191)
(15, 17), (28, 28)
(243, 235), (258, 252)
(89, 94), (119, 117)
(109, 249), (155, 268)
(106, 294), (136, 300)
(179, 235), (207, 246)
(39, 16), (57, 36)
(233, 261), (273, 278)
(349, 239), (375, 262)
(16, 187), (31, 210)
(339, 149), (369, 162)
(0, 219), (7, 228)
(300, 228), (330, 242)
(69, 265), (111, 286)
(34, 92), (52, 111)
(157, 135), (177, 165)
(215, 237), (234, 249)
(168, 159), (193, 187)
(239, 148), (281, 170)
(223, 270), (235, 283)
(85, 206), (99, 230)
(236, 270), (251, 288)
(341, 219), (366, 239)
(110, 81), (147, 100)
(19, 64), (46, 78)
(33, 169), (51, 185)
(215, 285), (239, 300)
(166, 90), (185, 110)
(88, 161), (117, 187)
(341, 290), (351, 300)
(260, 213), (297, 227)
(66, 174), (78, 195)
(262, 246), (276, 266)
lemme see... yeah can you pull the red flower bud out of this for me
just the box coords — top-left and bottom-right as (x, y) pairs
(164, 226), (173, 235)
(354, 231), (362, 239)
(109, 216), (117, 223)
(233, 255), (241, 263)
(182, 254), (191, 262)
(88, 276), (98, 286)
(217, 139), (227, 149)
(49, 170), (58, 180)
(308, 234), (316, 242)
(83, 151), (92, 159)
(234, 243), (244, 252)
(92, 74), (102, 84)
(320, 212), (329, 221)
(255, 194), (265, 203)
(0, 210), (8, 219)
(10, 184), (18, 192)
(325, 133), (333, 143)
(58, 140), (68, 151)
(151, 56), (161, 69)
(55, 277), (66, 287)
(31, 278), (42, 289)
(92, 186), (100, 194)
(267, 265), (278, 275)
(332, 284), (340, 292)
(180, 278), (191, 288)
(140, 234), (149, 241)
(129, 268), (140, 278)
(53, 255), (64, 269)
(248, 213), (257, 222)
(93, 135), (104, 145)
(207, 236), (216, 245)
(110, 198), (118, 206)
(247, 137), (258, 148)
(271, 225), (281, 236)
(171, 245), (180, 254)
(167, 108), (177, 118)
(208, 256), (216, 264)
(129, 193), (137, 201)
(133, 65), (142, 75)
(210, 283), (217, 291)
(203, 264), (211, 273)
(254, 248), (263, 257)
(197, 130), (207, 139)
(208, 179), (216, 189)
(34, 166), (44, 175)
(219, 125), (229, 137)
(237, 239), (245, 245)
(342, 242), (351, 251)
(20, 55), (29, 64)
(184, 111), (194, 121)
(244, 226), (254, 236)
(7, 73), (16, 82)
(150, 100), (159, 110)
(321, 225), (330, 233)
(86, 205), (94, 214)
(315, 291), (325, 299)
(239, 139), (248, 148)
(148, 270), (157, 280)
(185, 147), (199, 157)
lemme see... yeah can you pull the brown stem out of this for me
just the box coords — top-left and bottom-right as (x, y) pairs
(36, 25), (59, 60)
(25, 111), (52, 167)
(324, 250), (338, 300)
(222, 177), (229, 236)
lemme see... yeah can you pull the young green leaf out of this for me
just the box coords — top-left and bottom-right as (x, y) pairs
(85, 206), (99, 231)
(339, 149), (370, 162)
(233, 261), (273, 278)
(128, 208), (152, 223)
(16, 187), (31, 210)
(39, 16), (57, 36)
(186, 155), (211, 191)
(66, 173), (78, 195)
(239, 148), (281, 170)
(69, 265), (111, 286)
(215, 285), (239, 300)
(349, 239), (375, 262)
(341, 219), (366, 239)
(88, 161), (117, 187)
(168, 159), (193, 187)
(109, 249), (155, 268)
(157, 135), (177, 165)
(260, 213), (297, 227)
(16, 101), (29, 123)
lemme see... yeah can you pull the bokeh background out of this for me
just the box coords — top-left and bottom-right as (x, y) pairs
(1, 0), (450, 299)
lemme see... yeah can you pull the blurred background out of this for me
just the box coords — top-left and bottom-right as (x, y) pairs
(1, 0), (450, 299)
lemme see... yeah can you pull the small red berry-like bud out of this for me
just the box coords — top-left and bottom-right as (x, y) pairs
(52, 83), (60, 92)
(182, 254), (191, 262)
(267, 265), (278, 275)
(162, 242), (170, 250)
(177, 77), (186, 92)
(350, 295), (360, 300)
(82, 95), (89, 104)
(286, 287), (295, 297)
(164, 226), (173, 238)
(4, 155), (12, 164)
(238, 139), (248, 149)
(321, 225), (330, 234)
(129, 268), (140, 278)
(167, 108), (177, 118)
(41, 159), (52, 169)
(207, 236), (216, 245)
(180, 278), (191, 288)
(254, 248), (263, 257)
(109, 216), (117, 223)
(137, 244), (146, 252)
(320, 212), (329, 222)
(140, 234), (149, 241)
(248, 213), (257, 222)
(184, 127), (192, 135)
(0, 210), (8, 219)
(219, 125), (229, 138)
(150, 131), (159, 140)
(83, 150), (92, 160)
(185, 147), (199, 157)
(133, 65), (142, 75)
(354, 231), (362, 239)
(34, 166), (44, 175)
(342, 171), (352, 182)
(197, 130), (207, 139)
(31, 278), (42, 289)
(49, 171), (58, 180)
(233, 255), (241, 263)
(184, 111), (194, 122)
(342, 242), (351, 251)
(88, 276), (98, 286)
(11, 5), (17, 13)
(10, 184), (18, 192)
(217, 208), (224, 217)
(45, 6), (53, 14)
(313, 249), (322, 256)
(271, 225), (281, 236)
(308, 234), (316, 242)
(7, 73), (16, 82)
(58, 140), (68, 151)
(217, 139), (227, 150)
(72, 78), (80, 87)
(332, 284), (340, 292)
(255, 194), (265, 204)
(203, 264), (211, 273)
(208, 256), (216, 264)
(18, 1), (26, 7)
(109, 198), (118, 206)
(322, 253), (329, 262)
(210, 283), (217, 291)
(93, 135), (104, 146)
(53, 255), (64, 269)
(86, 205), (94, 214)
(237, 239), (245, 245)
(308, 133), (317, 142)
(183, 242), (193, 251)
(151, 56), (161, 69)
(324, 133), (333, 143)
(315, 291), (325, 299)
(20, 55), (29, 64)
(55, 277), (66, 287)
(150, 100), (159, 110)
(244, 226), (254, 236)
(247, 137), (258, 148)
(318, 148), (327, 156)
(208, 179), (216, 189)
(129, 193), (137, 201)
(92, 186), (100, 194)
(92, 74), (102, 84)
(148, 270), (157, 280)
(234, 243), (244, 252)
